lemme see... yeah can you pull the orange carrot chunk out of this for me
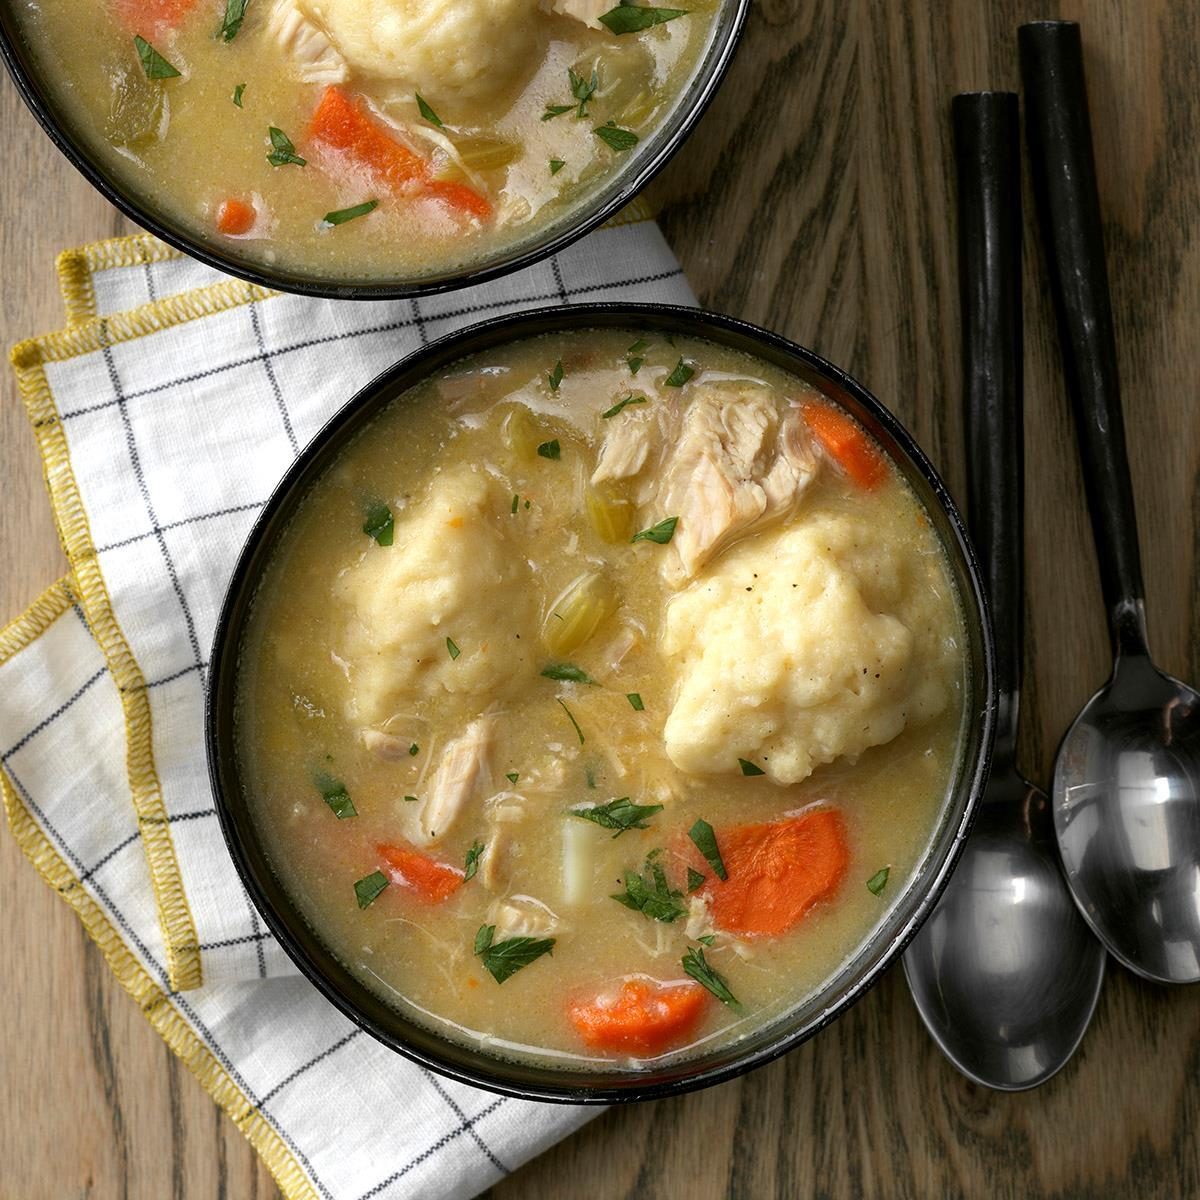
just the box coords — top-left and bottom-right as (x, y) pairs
(216, 198), (256, 236)
(111, 0), (202, 35)
(377, 843), (464, 903)
(307, 86), (491, 220)
(567, 977), (709, 1054)
(698, 810), (850, 937)
(802, 401), (887, 489)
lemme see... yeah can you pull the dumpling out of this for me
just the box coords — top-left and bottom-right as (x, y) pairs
(333, 467), (537, 727)
(301, 0), (543, 104)
(661, 509), (959, 785)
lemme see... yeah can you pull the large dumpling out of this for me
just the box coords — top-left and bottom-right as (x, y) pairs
(333, 467), (536, 727)
(302, 0), (542, 103)
(661, 508), (959, 785)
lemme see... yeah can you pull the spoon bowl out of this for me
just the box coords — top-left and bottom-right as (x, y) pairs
(1054, 655), (1200, 983)
(906, 763), (1105, 1090)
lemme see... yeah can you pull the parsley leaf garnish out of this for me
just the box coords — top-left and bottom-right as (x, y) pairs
(867, 866), (890, 896)
(219, 0), (249, 41)
(570, 796), (663, 837)
(505, 771), (520, 785)
(232, 82), (246, 107)
(354, 869), (389, 909)
(133, 35), (181, 80)
(267, 126), (306, 167)
(594, 122), (639, 152)
(738, 758), (766, 777)
(599, 3), (688, 34)
(626, 692), (645, 711)
(464, 840), (484, 882)
(557, 698), (585, 744)
(548, 359), (564, 392)
(537, 439), (561, 459)
(601, 393), (647, 419)
(542, 104), (575, 121)
(474, 924), (555, 983)
(664, 357), (694, 387)
(612, 856), (687, 923)
(688, 818), (727, 880)
(683, 946), (738, 1006)
(549, 158), (565, 175)
(315, 772), (356, 819)
(409, 743), (419, 756)
(324, 200), (377, 225)
(362, 501), (394, 546)
(446, 637), (461, 660)
(569, 66), (599, 117)
(686, 867), (706, 892)
(416, 93), (444, 127)
(631, 516), (678, 544)
(541, 662), (595, 684)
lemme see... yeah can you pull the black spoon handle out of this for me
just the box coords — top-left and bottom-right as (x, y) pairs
(954, 92), (1024, 760)
(1019, 20), (1148, 657)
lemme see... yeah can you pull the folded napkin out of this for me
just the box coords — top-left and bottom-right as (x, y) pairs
(1, 217), (696, 1200)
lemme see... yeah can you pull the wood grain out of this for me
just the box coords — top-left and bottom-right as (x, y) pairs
(3, 1), (1199, 1196)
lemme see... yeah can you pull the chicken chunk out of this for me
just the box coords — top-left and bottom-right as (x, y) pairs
(480, 790), (527, 890)
(417, 715), (495, 843)
(549, 0), (610, 28)
(268, 0), (349, 83)
(489, 894), (565, 939)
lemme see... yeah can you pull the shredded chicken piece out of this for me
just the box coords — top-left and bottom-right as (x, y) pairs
(685, 894), (714, 942)
(549, 0), (610, 28)
(601, 623), (642, 677)
(268, 0), (348, 84)
(416, 715), (495, 843)
(591, 406), (662, 488)
(480, 791), (527, 890)
(361, 729), (411, 760)
(489, 894), (564, 939)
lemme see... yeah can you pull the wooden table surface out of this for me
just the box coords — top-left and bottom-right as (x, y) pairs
(3, 1), (1199, 1196)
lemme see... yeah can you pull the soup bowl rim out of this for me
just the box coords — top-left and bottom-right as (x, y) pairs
(205, 302), (997, 1103)
(0, 1), (750, 300)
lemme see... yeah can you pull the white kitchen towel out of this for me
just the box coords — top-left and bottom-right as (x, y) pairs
(1, 219), (695, 1200)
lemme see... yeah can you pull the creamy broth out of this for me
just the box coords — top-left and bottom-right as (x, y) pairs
(10, 0), (722, 281)
(236, 329), (968, 1068)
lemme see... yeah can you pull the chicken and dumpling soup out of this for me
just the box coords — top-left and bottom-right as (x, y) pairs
(10, 0), (725, 280)
(236, 328), (969, 1068)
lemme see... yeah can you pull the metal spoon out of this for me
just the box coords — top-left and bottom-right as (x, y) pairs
(903, 92), (1106, 1089)
(1020, 21), (1200, 985)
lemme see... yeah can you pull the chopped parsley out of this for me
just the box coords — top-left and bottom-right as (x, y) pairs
(511, 493), (520, 514)
(266, 126), (306, 167)
(408, 743), (419, 757)
(549, 158), (566, 175)
(416, 93), (444, 127)
(542, 104), (575, 120)
(599, 3), (689, 34)
(474, 924), (555, 983)
(688, 818), (727, 880)
(219, 0), (249, 41)
(232, 83), (246, 107)
(569, 66), (599, 117)
(683, 946), (738, 1007)
(315, 772), (356, 819)
(548, 359), (564, 392)
(738, 758), (766, 777)
(362, 501), (394, 546)
(594, 122), (639, 152)
(697, 934), (717, 946)
(664, 357), (695, 387)
(537, 439), (562, 460)
(464, 840), (485, 882)
(505, 771), (520, 785)
(541, 662), (595, 684)
(612, 856), (687, 923)
(631, 516), (678, 544)
(133, 35), (181, 80)
(557, 698), (585, 744)
(601, 393), (647, 419)
(323, 200), (377, 225)
(627, 338), (649, 374)
(570, 796), (663, 837)
(446, 637), (461, 660)
(686, 867), (706, 893)
(403, 795), (419, 802)
(354, 869), (389, 909)
(866, 866), (891, 896)
(626, 692), (645, 711)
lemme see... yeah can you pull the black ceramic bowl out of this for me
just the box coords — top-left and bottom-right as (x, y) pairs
(0, 4), (747, 300)
(206, 303), (997, 1102)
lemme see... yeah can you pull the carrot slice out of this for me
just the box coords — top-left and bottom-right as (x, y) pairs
(567, 977), (708, 1054)
(111, 0), (201, 35)
(216, 198), (256, 236)
(377, 843), (464, 903)
(307, 86), (491, 220)
(693, 810), (850, 937)
(802, 401), (887, 489)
